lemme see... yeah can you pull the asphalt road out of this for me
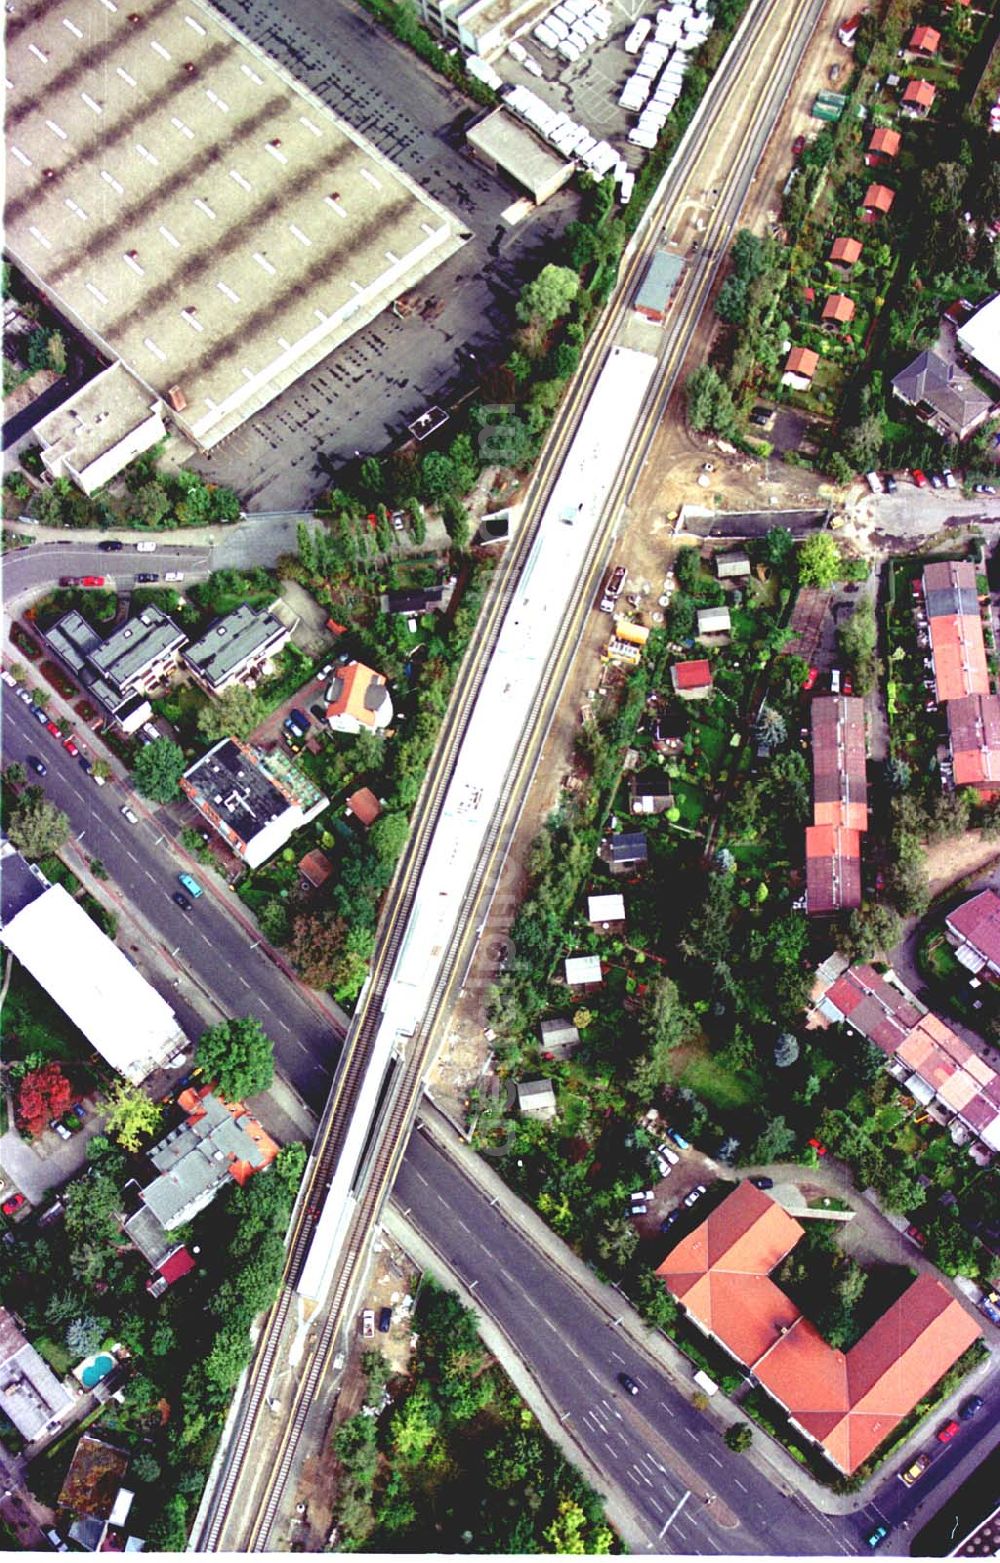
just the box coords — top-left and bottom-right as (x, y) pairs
(2, 694), (338, 1111)
(395, 1129), (852, 1558)
(2, 541), (212, 607)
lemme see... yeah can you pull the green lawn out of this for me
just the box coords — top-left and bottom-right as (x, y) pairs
(675, 1047), (762, 1111)
(35, 1335), (76, 1376)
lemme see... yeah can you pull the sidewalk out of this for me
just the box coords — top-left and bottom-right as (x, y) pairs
(413, 1100), (997, 1517)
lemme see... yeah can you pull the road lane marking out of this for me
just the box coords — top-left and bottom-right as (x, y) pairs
(611, 1349), (626, 1363)
(660, 1402), (675, 1417)
(684, 1427), (699, 1441)
(734, 1480), (748, 1493)
(649, 1496), (663, 1515)
(586, 1367), (600, 1382)
(627, 1470), (641, 1487)
(708, 1452), (723, 1468)
(660, 1490), (690, 1539)
(633, 1465), (652, 1487)
(567, 1343), (580, 1358)
(603, 1441), (618, 1460)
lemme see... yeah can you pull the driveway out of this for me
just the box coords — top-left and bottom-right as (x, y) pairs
(0, 1109), (105, 1207)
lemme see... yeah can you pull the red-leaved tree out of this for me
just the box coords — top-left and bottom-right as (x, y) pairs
(16, 1064), (73, 1136)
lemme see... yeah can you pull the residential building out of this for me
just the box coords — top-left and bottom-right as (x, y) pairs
(957, 294), (1000, 387)
(516, 1078), (557, 1120)
(147, 1246), (197, 1299)
(908, 23), (940, 54)
(891, 350), (995, 441)
(383, 585), (446, 617)
(634, 250), (687, 325)
(813, 961), (1000, 1156)
(33, 362), (167, 496)
(946, 695), (1000, 795)
(901, 78), (936, 116)
(829, 236), (863, 270)
(862, 182), (895, 217)
(922, 561), (989, 703)
(655, 1182), (982, 1474)
(564, 954), (603, 988)
(946, 888), (1000, 978)
(139, 1086), (279, 1231)
(837, 13), (862, 45)
(6, 0), (464, 468)
(715, 550), (751, 581)
(782, 346), (819, 388)
(806, 696), (867, 916)
(598, 831), (648, 874)
(697, 606), (731, 638)
(587, 892), (626, 929)
(325, 660), (393, 735)
(865, 127), (901, 163)
(298, 848), (334, 888)
(539, 1017), (581, 1059)
(46, 606), (187, 734)
(182, 604), (295, 696)
(181, 738), (329, 869)
(346, 786), (383, 826)
(58, 1435), (130, 1524)
(0, 1307), (77, 1444)
(822, 293), (856, 326)
(671, 659), (714, 699)
(0, 846), (184, 1083)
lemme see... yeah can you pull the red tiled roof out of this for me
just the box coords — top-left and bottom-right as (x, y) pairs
(903, 78), (936, 109)
(822, 293), (857, 323)
(830, 236), (862, 265)
(928, 617), (990, 702)
(806, 826), (862, 913)
(946, 888), (1000, 968)
(811, 696), (868, 831)
(909, 24), (940, 52)
(948, 696), (1000, 788)
(346, 785), (382, 826)
(672, 659), (713, 690)
(864, 183), (895, 213)
(298, 848), (333, 887)
(157, 1247), (196, 1285)
(868, 127), (901, 157)
(658, 1188), (982, 1474)
(785, 346), (819, 378)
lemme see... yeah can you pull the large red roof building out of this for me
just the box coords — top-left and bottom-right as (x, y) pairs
(656, 1183), (982, 1474)
(922, 561), (989, 703)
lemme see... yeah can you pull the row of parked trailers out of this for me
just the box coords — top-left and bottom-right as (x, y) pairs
(533, 0), (611, 64)
(621, 0), (714, 149)
(501, 82), (624, 181)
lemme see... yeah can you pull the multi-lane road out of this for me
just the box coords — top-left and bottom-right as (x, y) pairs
(1, 693), (339, 1112)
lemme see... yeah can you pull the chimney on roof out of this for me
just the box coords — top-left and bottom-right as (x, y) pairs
(167, 385), (187, 412)
(184, 60), (197, 72)
(270, 138), (282, 148)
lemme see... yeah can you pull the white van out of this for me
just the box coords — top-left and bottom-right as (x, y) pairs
(693, 1369), (719, 1397)
(865, 471), (884, 495)
(135, 539), (157, 552)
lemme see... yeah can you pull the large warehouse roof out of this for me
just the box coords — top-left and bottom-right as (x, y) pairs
(5, 0), (466, 453)
(0, 881), (184, 1083)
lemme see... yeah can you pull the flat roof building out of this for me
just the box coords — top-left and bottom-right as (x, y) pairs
(0, 1306), (77, 1444)
(0, 855), (185, 1084)
(957, 294), (1000, 386)
(417, 0), (551, 57)
(466, 111), (574, 205)
(182, 603), (294, 695)
(33, 363), (167, 496)
(181, 737), (328, 868)
(5, 0), (465, 468)
(634, 250), (686, 325)
(46, 605), (187, 733)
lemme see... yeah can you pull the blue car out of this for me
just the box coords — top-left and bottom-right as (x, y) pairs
(865, 1524), (889, 1550)
(666, 1127), (690, 1151)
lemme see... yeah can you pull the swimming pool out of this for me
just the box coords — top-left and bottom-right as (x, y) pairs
(80, 1353), (115, 1389)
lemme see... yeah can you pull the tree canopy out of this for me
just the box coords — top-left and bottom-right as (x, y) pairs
(196, 684), (267, 743)
(797, 533), (844, 588)
(132, 737), (187, 803)
(7, 793), (69, 859)
(196, 1016), (274, 1100)
(515, 265), (580, 327)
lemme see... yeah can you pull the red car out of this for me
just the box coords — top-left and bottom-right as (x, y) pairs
(912, 469), (928, 489)
(937, 1419), (960, 1443)
(808, 1137), (828, 1156)
(63, 737), (79, 757)
(801, 666), (819, 691)
(792, 134), (806, 157)
(2, 1193), (26, 1217)
(80, 576), (106, 588)
(45, 720), (60, 738)
(843, 675), (854, 695)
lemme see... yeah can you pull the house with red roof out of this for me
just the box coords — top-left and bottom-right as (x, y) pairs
(325, 660), (393, 735)
(656, 1182), (982, 1475)
(670, 659), (714, 700)
(908, 23), (940, 55)
(946, 695), (1000, 795)
(862, 183), (895, 219)
(902, 78), (936, 116)
(822, 293), (856, 326)
(346, 786), (382, 827)
(866, 127), (901, 164)
(922, 561), (989, 703)
(782, 346), (820, 389)
(806, 696), (867, 916)
(946, 888), (1000, 979)
(829, 236), (862, 271)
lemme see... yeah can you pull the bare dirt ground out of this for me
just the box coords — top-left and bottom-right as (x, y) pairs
(925, 834), (1000, 899)
(428, 2), (848, 1122)
(1, 367), (59, 422)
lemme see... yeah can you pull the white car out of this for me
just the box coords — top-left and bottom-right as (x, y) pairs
(361, 1309), (376, 1338)
(120, 805), (139, 824)
(50, 1120), (72, 1141)
(507, 38), (528, 60)
(0, 669), (15, 688)
(658, 1142), (680, 1166)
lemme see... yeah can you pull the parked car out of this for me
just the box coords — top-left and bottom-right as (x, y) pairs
(79, 576), (106, 588)
(45, 720), (60, 737)
(2, 1193), (26, 1217)
(136, 572), (159, 583)
(378, 1306), (392, 1332)
(899, 1452), (932, 1485)
(17, 688), (32, 703)
(684, 1184), (707, 1208)
(974, 483), (997, 495)
(929, 472), (944, 490)
(50, 1120), (72, 1141)
(937, 1419), (960, 1443)
(629, 1203), (648, 1216)
(45, 1528), (69, 1552)
(912, 469), (928, 489)
(361, 1309), (376, 1338)
(865, 1524), (890, 1550)
(178, 872), (203, 899)
(289, 708), (312, 734)
(792, 133), (806, 157)
(618, 1373), (639, 1396)
(959, 1395), (984, 1421)
(808, 1137), (828, 1155)
(0, 668), (16, 687)
(660, 1210), (681, 1233)
(32, 706), (48, 725)
(120, 805), (139, 824)
(63, 736), (79, 756)
(942, 467), (957, 489)
(666, 1127), (690, 1150)
(99, 539), (124, 552)
(28, 756), (47, 776)
(657, 1143), (679, 1166)
(884, 473), (898, 493)
(750, 1176), (774, 1190)
(842, 675), (854, 695)
(801, 666), (819, 691)
(905, 1224), (926, 1249)
(655, 1155), (672, 1177)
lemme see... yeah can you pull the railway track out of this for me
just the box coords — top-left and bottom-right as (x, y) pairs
(195, 0), (824, 1543)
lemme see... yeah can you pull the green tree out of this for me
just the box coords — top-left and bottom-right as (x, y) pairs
(724, 1422), (753, 1453)
(773, 1032), (800, 1068)
(797, 533), (843, 588)
(7, 794), (69, 859)
(750, 1114), (797, 1164)
(842, 902), (902, 962)
(5, 762), (26, 787)
(287, 910), (347, 987)
(924, 1215), (980, 1278)
(146, 1494), (189, 1552)
(594, 1214), (639, 1271)
(515, 264), (580, 327)
(716, 274), (750, 324)
(369, 810), (410, 868)
(65, 1314), (109, 1357)
(196, 1016), (274, 1100)
(838, 599), (878, 693)
(132, 1451), (161, 1485)
(754, 704), (787, 752)
(103, 1078), (162, 1152)
(389, 1380), (441, 1463)
(685, 365), (738, 438)
(196, 684), (267, 743)
(132, 737), (187, 802)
